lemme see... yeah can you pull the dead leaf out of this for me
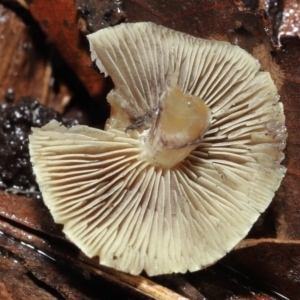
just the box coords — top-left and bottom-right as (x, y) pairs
(278, 0), (300, 39)
(228, 239), (300, 300)
(273, 37), (300, 240)
(0, 244), (57, 300)
(26, 0), (106, 99)
(124, 0), (241, 41)
(0, 5), (51, 104)
(0, 191), (63, 238)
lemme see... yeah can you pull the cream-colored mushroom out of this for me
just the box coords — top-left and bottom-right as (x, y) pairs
(29, 22), (287, 276)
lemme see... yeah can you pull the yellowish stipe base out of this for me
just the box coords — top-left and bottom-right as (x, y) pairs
(140, 86), (211, 169)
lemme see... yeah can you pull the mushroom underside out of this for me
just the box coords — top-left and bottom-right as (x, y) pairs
(29, 22), (287, 276)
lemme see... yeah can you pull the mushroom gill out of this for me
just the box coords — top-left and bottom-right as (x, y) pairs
(29, 22), (287, 276)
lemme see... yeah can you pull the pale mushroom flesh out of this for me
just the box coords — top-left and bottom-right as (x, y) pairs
(29, 22), (287, 276)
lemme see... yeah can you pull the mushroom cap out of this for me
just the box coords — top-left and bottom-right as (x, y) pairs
(29, 22), (287, 276)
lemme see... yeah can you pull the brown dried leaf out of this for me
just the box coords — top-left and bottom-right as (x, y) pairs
(0, 247), (57, 300)
(278, 0), (300, 39)
(183, 265), (277, 300)
(26, 0), (106, 99)
(0, 230), (130, 300)
(228, 239), (300, 300)
(0, 191), (63, 239)
(0, 5), (51, 104)
(273, 37), (300, 240)
(124, 0), (241, 40)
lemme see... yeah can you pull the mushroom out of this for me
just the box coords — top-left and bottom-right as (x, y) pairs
(29, 22), (287, 276)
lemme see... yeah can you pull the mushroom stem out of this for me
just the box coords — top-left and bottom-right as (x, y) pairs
(139, 86), (211, 169)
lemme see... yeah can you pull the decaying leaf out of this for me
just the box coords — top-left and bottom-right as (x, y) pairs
(0, 5), (51, 104)
(25, 0), (106, 99)
(229, 239), (300, 299)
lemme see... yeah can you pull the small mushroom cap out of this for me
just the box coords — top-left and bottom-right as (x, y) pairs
(29, 22), (287, 276)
